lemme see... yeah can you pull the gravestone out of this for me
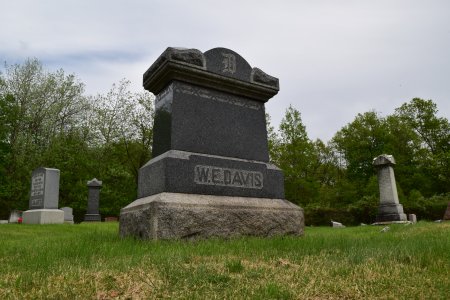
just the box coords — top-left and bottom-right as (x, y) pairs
(408, 214), (417, 224)
(22, 167), (64, 224)
(443, 202), (450, 221)
(8, 210), (22, 223)
(373, 155), (407, 223)
(84, 178), (102, 222)
(61, 207), (74, 224)
(119, 47), (304, 240)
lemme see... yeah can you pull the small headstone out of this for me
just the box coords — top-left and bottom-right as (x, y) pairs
(105, 216), (118, 222)
(373, 155), (407, 223)
(0, 220), (9, 224)
(61, 207), (74, 224)
(331, 221), (345, 228)
(408, 214), (417, 224)
(8, 210), (22, 223)
(84, 178), (102, 222)
(22, 167), (64, 224)
(443, 202), (450, 221)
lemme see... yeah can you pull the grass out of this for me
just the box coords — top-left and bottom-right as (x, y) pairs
(0, 222), (449, 299)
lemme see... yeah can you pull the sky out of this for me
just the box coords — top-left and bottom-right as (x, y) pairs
(1, 0), (450, 142)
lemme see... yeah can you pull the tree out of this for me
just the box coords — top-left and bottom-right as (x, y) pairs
(275, 105), (318, 206)
(331, 111), (387, 187)
(0, 59), (89, 214)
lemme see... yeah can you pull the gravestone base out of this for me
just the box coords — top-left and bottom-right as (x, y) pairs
(84, 214), (101, 222)
(376, 203), (407, 223)
(119, 192), (304, 240)
(22, 209), (64, 224)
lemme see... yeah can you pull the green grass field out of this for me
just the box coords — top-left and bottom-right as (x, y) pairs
(0, 222), (449, 299)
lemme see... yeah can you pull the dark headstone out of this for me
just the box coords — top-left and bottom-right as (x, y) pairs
(120, 47), (304, 240)
(84, 178), (102, 222)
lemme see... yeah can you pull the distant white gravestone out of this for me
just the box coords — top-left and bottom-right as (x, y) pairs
(22, 167), (64, 224)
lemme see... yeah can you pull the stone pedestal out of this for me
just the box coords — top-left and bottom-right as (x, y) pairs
(84, 178), (102, 222)
(120, 193), (303, 240)
(120, 47), (304, 239)
(22, 209), (64, 224)
(373, 155), (407, 223)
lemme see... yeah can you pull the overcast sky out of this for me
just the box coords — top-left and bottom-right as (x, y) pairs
(1, 0), (449, 142)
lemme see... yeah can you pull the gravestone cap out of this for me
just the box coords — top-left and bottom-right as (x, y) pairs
(373, 154), (396, 167)
(143, 47), (279, 102)
(87, 178), (102, 187)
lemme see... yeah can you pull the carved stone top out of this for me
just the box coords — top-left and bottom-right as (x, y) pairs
(87, 178), (102, 187)
(143, 47), (279, 102)
(373, 154), (396, 167)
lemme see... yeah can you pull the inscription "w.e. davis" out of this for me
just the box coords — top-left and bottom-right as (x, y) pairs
(194, 165), (263, 189)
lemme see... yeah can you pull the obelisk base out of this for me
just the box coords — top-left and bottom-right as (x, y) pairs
(84, 214), (101, 222)
(375, 203), (407, 223)
(119, 192), (304, 240)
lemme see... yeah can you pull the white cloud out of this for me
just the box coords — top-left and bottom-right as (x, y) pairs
(1, 0), (449, 141)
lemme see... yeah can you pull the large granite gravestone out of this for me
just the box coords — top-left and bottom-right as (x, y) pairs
(373, 155), (407, 223)
(22, 167), (64, 224)
(443, 202), (450, 221)
(120, 47), (304, 239)
(84, 178), (102, 222)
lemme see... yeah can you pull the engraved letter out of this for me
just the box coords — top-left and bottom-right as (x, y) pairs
(196, 166), (210, 183)
(222, 53), (236, 74)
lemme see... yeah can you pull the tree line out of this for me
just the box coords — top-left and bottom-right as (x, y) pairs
(1, 59), (449, 223)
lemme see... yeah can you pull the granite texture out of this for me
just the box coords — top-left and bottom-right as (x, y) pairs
(373, 154), (407, 222)
(152, 81), (269, 161)
(61, 207), (74, 223)
(139, 150), (284, 199)
(143, 47), (279, 102)
(120, 193), (304, 240)
(29, 167), (60, 209)
(22, 209), (64, 224)
(120, 47), (303, 240)
(85, 178), (102, 222)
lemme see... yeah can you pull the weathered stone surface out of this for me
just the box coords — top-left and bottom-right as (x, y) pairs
(138, 150), (284, 199)
(408, 214), (417, 223)
(152, 81), (269, 161)
(373, 154), (407, 223)
(22, 167), (63, 225)
(120, 193), (304, 240)
(120, 47), (303, 240)
(443, 202), (450, 221)
(29, 167), (60, 209)
(22, 209), (64, 224)
(61, 207), (74, 224)
(84, 178), (102, 222)
(143, 47), (279, 102)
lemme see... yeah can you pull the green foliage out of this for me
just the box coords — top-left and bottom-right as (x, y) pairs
(0, 58), (447, 225)
(0, 60), (154, 220)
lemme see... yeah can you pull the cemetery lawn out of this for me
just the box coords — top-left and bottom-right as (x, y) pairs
(0, 222), (449, 299)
